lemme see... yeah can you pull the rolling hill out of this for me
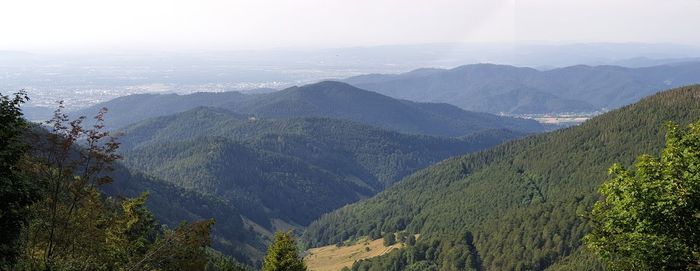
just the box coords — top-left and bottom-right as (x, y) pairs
(302, 85), (700, 270)
(72, 81), (543, 137)
(344, 62), (700, 114)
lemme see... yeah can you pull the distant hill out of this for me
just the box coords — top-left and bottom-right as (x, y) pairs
(303, 85), (700, 270)
(609, 56), (700, 67)
(72, 81), (543, 136)
(71, 90), (253, 128)
(343, 62), (700, 114)
(115, 106), (527, 261)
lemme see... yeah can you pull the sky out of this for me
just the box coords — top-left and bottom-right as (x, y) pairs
(1, 0), (699, 51)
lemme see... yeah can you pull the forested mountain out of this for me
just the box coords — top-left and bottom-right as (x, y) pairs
(116, 106), (525, 239)
(72, 81), (543, 136)
(302, 85), (700, 270)
(344, 62), (700, 114)
(102, 163), (264, 265)
(0, 94), (256, 269)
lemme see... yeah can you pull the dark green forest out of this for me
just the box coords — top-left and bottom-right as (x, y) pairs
(114, 106), (524, 258)
(5, 82), (699, 270)
(303, 85), (700, 270)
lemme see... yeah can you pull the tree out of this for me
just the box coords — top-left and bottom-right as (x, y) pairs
(11, 102), (217, 271)
(406, 235), (416, 246)
(585, 121), (700, 270)
(262, 231), (307, 271)
(20, 104), (122, 270)
(383, 232), (396, 246)
(140, 219), (216, 271)
(205, 249), (252, 271)
(105, 192), (158, 269)
(0, 91), (35, 268)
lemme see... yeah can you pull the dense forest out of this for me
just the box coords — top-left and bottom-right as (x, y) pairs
(303, 85), (700, 270)
(5, 82), (698, 270)
(113, 106), (524, 254)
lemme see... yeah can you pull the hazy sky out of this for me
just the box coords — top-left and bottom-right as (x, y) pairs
(1, 0), (699, 51)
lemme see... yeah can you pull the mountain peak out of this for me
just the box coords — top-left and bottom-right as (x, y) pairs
(297, 80), (365, 92)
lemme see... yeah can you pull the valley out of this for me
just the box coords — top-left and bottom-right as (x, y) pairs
(3, 13), (700, 269)
(6, 68), (700, 270)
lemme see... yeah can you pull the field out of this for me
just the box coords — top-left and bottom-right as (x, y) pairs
(304, 236), (410, 271)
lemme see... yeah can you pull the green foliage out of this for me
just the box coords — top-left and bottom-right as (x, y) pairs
(303, 85), (700, 270)
(140, 219), (216, 271)
(105, 192), (158, 268)
(351, 237), (481, 271)
(114, 105), (523, 262)
(0, 101), (240, 270)
(0, 91), (35, 268)
(262, 231), (307, 271)
(585, 121), (700, 270)
(383, 232), (396, 246)
(406, 235), (416, 246)
(205, 249), (255, 271)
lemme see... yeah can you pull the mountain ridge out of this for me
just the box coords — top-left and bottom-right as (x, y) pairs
(344, 62), (700, 114)
(72, 81), (544, 137)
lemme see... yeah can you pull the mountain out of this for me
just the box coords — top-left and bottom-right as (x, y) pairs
(102, 164), (264, 265)
(114, 106), (527, 261)
(609, 56), (700, 67)
(72, 81), (543, 136)
(72, 90), (253, 129)
(302, 85), (700, 270)
(343, 62), (700, 114)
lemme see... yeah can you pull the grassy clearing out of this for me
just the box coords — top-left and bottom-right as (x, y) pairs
(304, 235), (416, 271)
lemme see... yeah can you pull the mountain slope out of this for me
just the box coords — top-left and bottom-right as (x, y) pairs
(114, 106), (527, 261)
(71, 91), (252, 129)
(103, 165), (264, 265)
(72, 81), (543, 136)
(344, 62), (700, 114)
(232, 81), (543, 136)
(302, 85), (700, 270)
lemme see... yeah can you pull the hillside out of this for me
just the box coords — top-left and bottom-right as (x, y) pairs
(114, 106), (527, 261)
(21, 126), (265, 265)
(344, 62), (700, 114)
(72, 81), (543, 137)
(102, 164), (265, 265)
(302, 85), (700, 270)
(304, 235), (413, 271)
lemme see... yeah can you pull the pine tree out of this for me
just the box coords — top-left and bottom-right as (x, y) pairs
(383, 232), (396, 246)
(262, 231), (307, 271)
(406, 234), (416, 246)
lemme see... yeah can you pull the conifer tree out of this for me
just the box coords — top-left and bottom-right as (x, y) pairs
(383, 232), (396, 246)
(262, 231), (307, 271)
